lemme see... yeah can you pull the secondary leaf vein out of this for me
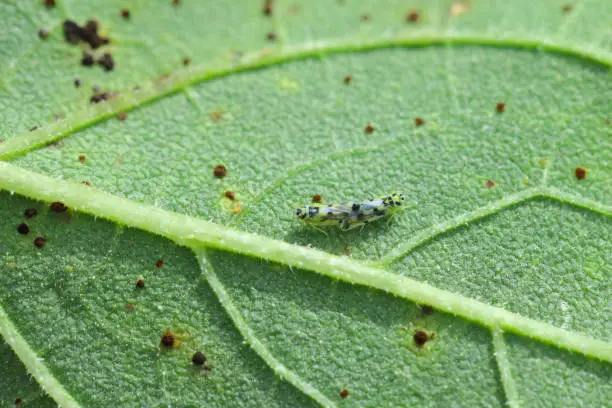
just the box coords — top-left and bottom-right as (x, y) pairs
(1, 37), (609, 160)
(197, 249), (336, 408)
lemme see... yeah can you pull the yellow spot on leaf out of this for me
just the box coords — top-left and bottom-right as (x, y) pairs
(280, 77), (299, 90)
(449, 2), (471, 16)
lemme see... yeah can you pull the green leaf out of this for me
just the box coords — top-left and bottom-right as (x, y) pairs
(1, 1), (610, 407)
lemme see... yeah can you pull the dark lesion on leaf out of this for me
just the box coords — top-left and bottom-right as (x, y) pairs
(63, 19), (109, 49)
(413, 329), (435, 347)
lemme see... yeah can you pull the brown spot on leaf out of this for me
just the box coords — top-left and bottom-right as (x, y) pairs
(562, 4), (573, 13)
(406, 10), (420, 23)
(98, 52), (114, 71)
(63, 19), (109, 49)
(266, 32), (277, 41)
(78, 154), (87, 163)
(24, 208), (38, 219)
(121, 9), (130, 19)
(575, 167), (587, 180)
(117, 111), (127, 121)
(63, 20), (82, 44)
(160, 330), (176, 347)
(81, 51), (95, 67)
(339, 389), (349, 399)
(364, 124), (375, 133)
(484, 179), (496, 189)
(50, 202), (67, 212)
(415, 117), (424, 126)
(43, 0), (56, 7)
(38, 28), (50, 39)
(312, 194), (323, 203)
(34, 237), (46, 248)
(192, 351), (207, 365)
(155, 259), (164, 268)
(209, 110), (223, 121)
(496, 102), (506, 113)
(225, 191), (236, 200)
(213, 165), (227, 178)
(344, 75), (352, 84)
(183, 57), (191, 66)
(136, 279), (145, 288)
(263, 0), (274, 16)
(413, 330), (429, 347)
(90, 90), (117, 104)
(17, 223), (30, 235)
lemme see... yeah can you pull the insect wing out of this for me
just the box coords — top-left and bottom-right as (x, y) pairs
(315, 204), (351, 226)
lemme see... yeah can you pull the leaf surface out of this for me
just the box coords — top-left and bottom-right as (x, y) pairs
(0, 1), (610, 407)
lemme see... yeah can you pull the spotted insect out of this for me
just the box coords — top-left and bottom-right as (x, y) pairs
(295, 193), (405, 231)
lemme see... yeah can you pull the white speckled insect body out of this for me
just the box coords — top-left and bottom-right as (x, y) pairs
(295, 193), (405, 231)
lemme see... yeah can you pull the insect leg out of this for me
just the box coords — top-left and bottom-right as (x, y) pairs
(386, 212), (397, 225)
(340, 220), (351, 231)
(307, 222), (328, 236)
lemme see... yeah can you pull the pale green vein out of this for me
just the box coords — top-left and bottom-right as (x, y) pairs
(182, 86), (206, 116)
(0, 305), (81, 408)
(1, 34), (610, 160)
(540, 186), (612, 217)
(197, 250), (336, 408)
(443, 43), (460, 113)
(0, 162), (610, 363)
(492, 328), (520, 408)
(376, 188), (540, 266)
(377, 186), (612, 266)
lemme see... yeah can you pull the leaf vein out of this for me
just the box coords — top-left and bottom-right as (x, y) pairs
(492, 327), (520, 408)
(0, 304), (82, 408)
(1, 37), (610, 160)
(376, 188), (540, 266)
(197, 249), (336, 408)
(0, 162), (610, 363)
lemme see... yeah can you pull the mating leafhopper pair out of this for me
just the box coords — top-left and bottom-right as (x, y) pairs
(295, 193), (405, 231)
